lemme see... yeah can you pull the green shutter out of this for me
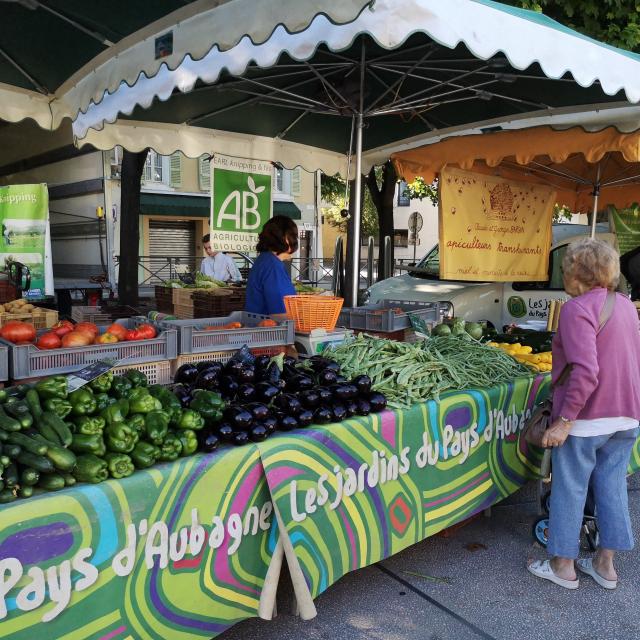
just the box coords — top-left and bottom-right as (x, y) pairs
(198, 156), (211, 191)
(291, 167), (302, 196)
(169, 152), (182, 187)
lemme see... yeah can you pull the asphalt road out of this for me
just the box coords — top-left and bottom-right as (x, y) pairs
(220, 477), (640, 640)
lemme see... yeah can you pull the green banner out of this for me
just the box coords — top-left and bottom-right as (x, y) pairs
(609, 204), (640, 255)
(0, 184), (52, 298)
(210, 155), (272, 253)
(0, 447), (277, 639)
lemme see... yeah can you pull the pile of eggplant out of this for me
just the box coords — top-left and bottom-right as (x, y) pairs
(172, 349), (387, 450)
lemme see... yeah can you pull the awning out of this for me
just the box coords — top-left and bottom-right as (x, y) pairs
(139, 193), (209, 217)
(273, 201), (302, 220)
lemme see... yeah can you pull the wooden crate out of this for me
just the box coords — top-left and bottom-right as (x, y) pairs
(0, 308), (57, 329)
(154, 286), (174, 313)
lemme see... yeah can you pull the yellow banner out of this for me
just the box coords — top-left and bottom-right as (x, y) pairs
(439, 167), (555, 282)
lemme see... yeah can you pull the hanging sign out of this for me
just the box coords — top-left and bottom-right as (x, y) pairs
(0, 184), (53, 297)
(609, 205), (640, 255)
(209, 155), (273, 252)
(439, 168), (555, 282)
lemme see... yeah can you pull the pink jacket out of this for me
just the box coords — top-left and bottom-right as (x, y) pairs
(552, 288), (640, 421)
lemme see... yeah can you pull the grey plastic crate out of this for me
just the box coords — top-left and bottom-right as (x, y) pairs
(2, 319), (177, 380)
(159, 311), (295, 354)
(0, 344), (8, 382)
(337, 300), (440, 332)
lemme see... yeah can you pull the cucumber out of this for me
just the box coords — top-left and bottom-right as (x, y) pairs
(16, 451), (54, 474)
(45, 444), (76, 472)
(4, 463), (18, 488)
(0, 406), (22, 432)
(37, 473), (65, 491)
(35, 419), (61, 446)
(4, 402), (33, 429)
(18, 486), (34, 499)
(4, 444), (21, 459)
(20, 468), (39, 486)
(0, 429), (8, 442)
(0, 489), (17, 503)
(61, 472), (76, 487)
(40, 412), (72, 447)
(6, 432), (47, 456)
(0, 456), (9, 467)
(24, 390), (43, 420)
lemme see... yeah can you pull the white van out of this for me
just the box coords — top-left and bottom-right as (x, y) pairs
(364, 224), (617, 329)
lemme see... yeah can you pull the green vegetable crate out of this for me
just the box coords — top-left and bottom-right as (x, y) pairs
(338, 300), (441, 332)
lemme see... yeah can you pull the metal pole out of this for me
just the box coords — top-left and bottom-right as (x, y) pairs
(384, 236), (393, 279)
(367, 236), (374, 287)
(590, 163), (601, 239)
(349, 44), (366, 307)
(332, 236), (343, 296)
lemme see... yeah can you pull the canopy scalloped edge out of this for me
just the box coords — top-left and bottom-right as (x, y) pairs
(0, 83), (55, 129)
(75, 120), (349, 177)
(71, 0), (640, 140)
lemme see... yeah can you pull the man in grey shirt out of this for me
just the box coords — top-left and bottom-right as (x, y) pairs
(200, 234), (242, 282)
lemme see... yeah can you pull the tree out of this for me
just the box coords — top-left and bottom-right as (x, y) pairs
(508, 1), (640, 51)
(403, 177), (439, 205)
(366, 161), (397, 280)
(119, 149), (149, 305)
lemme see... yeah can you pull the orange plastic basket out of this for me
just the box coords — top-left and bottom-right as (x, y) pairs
(284, 295), (344, 333)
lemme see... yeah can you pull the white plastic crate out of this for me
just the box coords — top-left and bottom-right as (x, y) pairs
(111, 361), (172, 386)
(338, 300), (440, 332)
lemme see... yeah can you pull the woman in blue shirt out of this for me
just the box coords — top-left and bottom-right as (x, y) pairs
(245, 216), (298, 315)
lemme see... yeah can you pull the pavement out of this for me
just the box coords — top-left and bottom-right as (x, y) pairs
(220, 476), (640, 640)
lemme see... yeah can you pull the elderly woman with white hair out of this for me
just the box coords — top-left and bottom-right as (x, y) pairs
(528, 238), (640, 590)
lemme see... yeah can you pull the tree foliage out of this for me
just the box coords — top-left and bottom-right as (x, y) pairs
(403, 177), (439, 206)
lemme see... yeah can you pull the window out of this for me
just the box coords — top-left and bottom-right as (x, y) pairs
(394, 229), (409, 247)
(512, 244), (568, 291)
(397, 181), (410, 207)
(273, 167), (292, 195)
(143, 151), (168, 184)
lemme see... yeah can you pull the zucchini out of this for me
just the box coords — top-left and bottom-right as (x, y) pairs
(18, 486), (34, 499)
(25, 390), (43, 420)
(61, 472), (76, 487)
(4, 401), (33, 429)
(0, 406), (22, 432)
(4, 463), (18, 488)
(0, 429), (8, 442)
(45, 444), (76, 472)
(16, 451), (54, 474)
(20, 468), (39, 486)
(4, 444), (21, 459)
(0, 455), (9, 467)
(35, 418), (61, 446)
(37, 473), (65, 491)
(40, 412), (72, 447)
(6, 432), (47, 456)
(0, 489), (17, 503)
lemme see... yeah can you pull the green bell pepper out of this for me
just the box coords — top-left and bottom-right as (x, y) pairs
(149, 387), (183, 425)
(69, 388), (97, 416)
(69, 433), (106, 457)
(35, 376), (68, 400)
(177, 409), (205, 431)
(144, 410), (170, 445)
(178, 429), (198, 456)
(101, 399), (129, 425)
(189, 390), (225, 423)
(73, 454), (109, 483)
(43, 398), (73, 419)
(74, 415), (105, 435)
(130, 441), (159, 469)
(128, 413), (146, 435)
(158, 433), (182, 461)
(111, 376), (133, 400)
(104, 422), (138, 454)
(93, 393), (112, 412)
(128, 388), (162, 414)
(90, 371), (114, 393)
(104, 453), (135, 479)
(125, 369), (148, 388)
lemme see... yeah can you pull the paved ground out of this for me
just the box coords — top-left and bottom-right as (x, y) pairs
(220, 477), (640, 640)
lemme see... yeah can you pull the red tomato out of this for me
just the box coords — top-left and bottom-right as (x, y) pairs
(52, 320), (74, 338)
(106, 323), (128, 341)
(135, 323), (157, 339)
(36, 332), (62, 350)
(75, 322), (99, 337)
(125, 329), (143, 341)
(61, 331), (93, 347)
(1, 321), (37, 343)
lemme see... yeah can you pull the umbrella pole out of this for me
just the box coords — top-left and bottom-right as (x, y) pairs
(350, 112), (364, 306)
(590, 164), (601, 239)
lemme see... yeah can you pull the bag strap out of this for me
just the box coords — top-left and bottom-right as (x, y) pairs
(552, 291), (616, 388)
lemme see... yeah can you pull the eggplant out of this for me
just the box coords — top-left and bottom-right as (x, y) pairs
(236, 383), (257, 402)
(282, 363), (299, 380)
(368, 392), (387, 413)
(196, 361), (223, 374)
(275, 394), (302, 416)
(357, 398), (371, 416)
(254, 355), (271, 370)
(224, 360), (244, 377)
(286, 375), (314, 392)
(228, 345), (256, 366)
(278, 415), (299, 431)
(317, 369), (338, 386)
(309, 355), (334, 372)
(195, 370), (220, 391)
(299, 389), (320, 409)
(313, 407), (333, 424)
(318, 388), (333, 403)
(233, 431), (250, 446)
(174, 363), (199, 385)
(343, 384), (359, 400)
(171, 384), (193, 408)
(248, 403), (270, 421)
(345, 398), (359, 417)
(255, 382), (280, 403)
(197, 430), (220, 453)
(332, 403), (347, 422)
(283, 356), (297, 367)
(330, 384), (351, 402)
(216, 423), (235, 442)
(297, 409), (314, 427)
(237, 366), (256, 383)
(250, 424), (268, 442)
(262, 416), (278, 435)
(335, 375), (348, 384)
(352, 375), (372, 395)
(219, 376), (239, 399)
(224, 406), (253, 430)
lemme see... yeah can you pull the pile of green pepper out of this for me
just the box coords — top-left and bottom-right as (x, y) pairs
(0, 368), (225, 503)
